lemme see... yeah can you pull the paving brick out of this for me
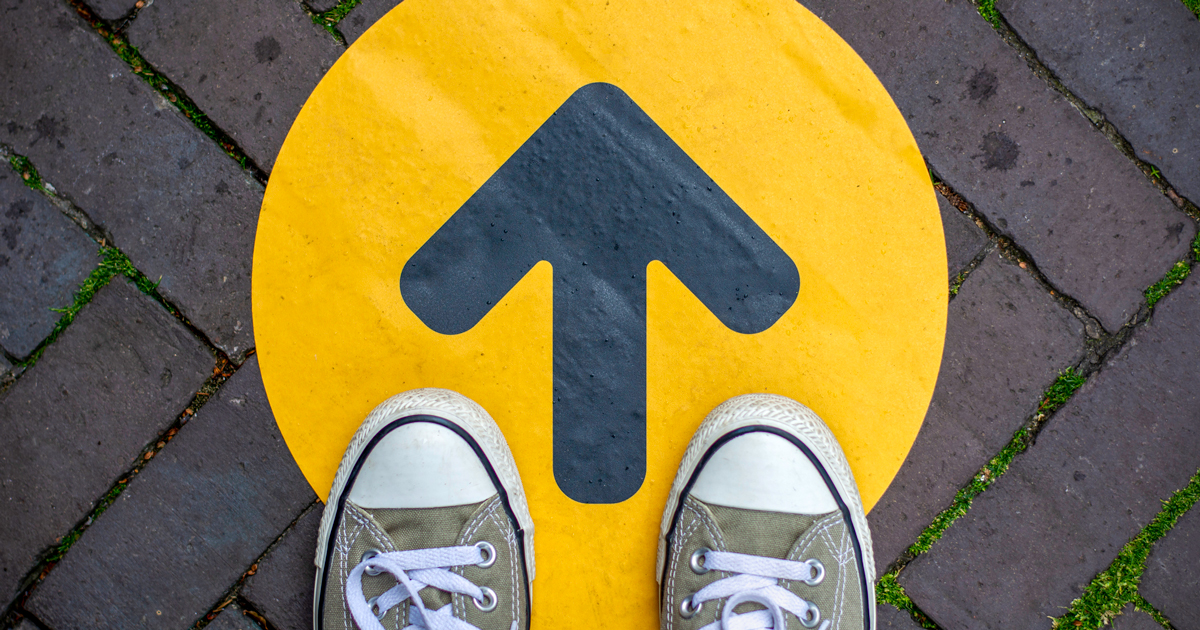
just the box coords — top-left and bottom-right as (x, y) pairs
(0, 0), (262, 359)
(803, 0), (1195, 332)
(867, 251), (1084, 571)
(1141, 503), (1200, 627)
(899, 272), (1200, 628)
(877, 604), (925, 630)
(241, 504), (322, 630)
(128, 0), (344, 171)
(997, 0), (1200, 204)
(341, 0), (401, 44)
(26, 357), (316, 628)
(208, 604), (264, 630)
(0, 169), (95, 359)
(0, 279), (212, 602)
(1108, 605), (1164, 630)
(0, 352), (11, 374)
(89, 0), (135, 20)
(939, 192), (989, 277)
(13, 619), (38, 630)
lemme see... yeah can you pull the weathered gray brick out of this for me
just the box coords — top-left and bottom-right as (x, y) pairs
(867, 251), (1085, 572)
(26, 357), (316, 628)
(341, 0), (401, 44)
(128, 0), (344, 171)
(0, 168), (96, 359)
(998, 0), (1200, 203)
(89, 0), (136, 20)
(939, 192), (988, 278)
(1141, 503), (1200, 628)
(1108, 605), (1166, 630)
(803, 0), (1196, 332)
(242, 505), (322, 630)
(0, 0), (262, 359)
(877, 605), (925, 629)
(900, 272), (1200, 628)
(208, 604), (264, 630)
(0, 279), (212, 602)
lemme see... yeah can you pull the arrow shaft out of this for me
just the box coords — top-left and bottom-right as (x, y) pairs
(552, 266), (646, 503)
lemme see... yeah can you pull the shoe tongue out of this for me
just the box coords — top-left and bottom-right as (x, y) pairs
(362, 500), (491, 550)
(701, 500), (823, 559)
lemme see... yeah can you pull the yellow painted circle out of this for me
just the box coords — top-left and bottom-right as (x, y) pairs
(253, 0), (946, 625)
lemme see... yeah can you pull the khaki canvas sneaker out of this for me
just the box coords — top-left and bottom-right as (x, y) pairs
(658, 394), (875, 630)
(314, 389), (534, 630)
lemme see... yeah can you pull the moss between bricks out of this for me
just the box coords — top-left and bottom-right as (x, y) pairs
(1053, 469), (1200, 629)
(62, 0), (266, 183)
(16, 247), (168, 371)
(873, 369), (1087, 628)
(1184, 0), (1200, 20)
(7, 154), (44, 192)
(308, 0), (362, 42)
(1144, 232), (1200, 309)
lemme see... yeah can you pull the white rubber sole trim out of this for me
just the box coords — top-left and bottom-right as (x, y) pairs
(656, 394), (875, 619)
(313, 388), (534, 628)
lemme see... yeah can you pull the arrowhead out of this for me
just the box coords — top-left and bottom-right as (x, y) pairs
(401, 83), (799, 502)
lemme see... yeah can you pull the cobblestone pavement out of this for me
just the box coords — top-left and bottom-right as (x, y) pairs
(1, 0), (1197, 628)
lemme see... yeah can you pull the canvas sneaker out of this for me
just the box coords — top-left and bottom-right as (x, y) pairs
(658, 394), (875, 630)
(314, 388), (534, 630)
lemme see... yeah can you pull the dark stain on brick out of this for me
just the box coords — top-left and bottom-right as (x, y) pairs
(254, 36), (282, 64)
(215, 180), (231, 195)
(1165, 222), (1185, 245)
(977, 131), (1019, 171)
(967, 67), (998, 102)
(32, 115), (68, 146)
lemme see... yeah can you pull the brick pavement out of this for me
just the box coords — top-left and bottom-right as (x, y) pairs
(0, 0), (1197, 628)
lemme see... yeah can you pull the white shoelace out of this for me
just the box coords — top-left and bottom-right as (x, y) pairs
(687, 549), (832, 630)
(346, 544), (515, 630)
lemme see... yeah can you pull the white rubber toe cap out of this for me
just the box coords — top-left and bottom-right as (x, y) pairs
(689, 431), (838, 515)
(347, 422), (496, 509)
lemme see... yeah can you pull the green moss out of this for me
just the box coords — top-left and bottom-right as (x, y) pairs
(1145, 261), (1191, 309)
(907, 369), (1085, 555)
(17, 247), (167, 370)
(7, 154), (44, 191)
(949, 269), (968, 297)
(310, 0), (362, 41)
(1054, 469), (1200, 629)
(976, 0), (1000, 26)
(1184, 0), (1200, 20)
(876, 573), (938, 628)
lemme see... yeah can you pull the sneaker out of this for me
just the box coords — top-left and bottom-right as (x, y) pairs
(314, 388), (534, 630)
(657, 394), (875, 630)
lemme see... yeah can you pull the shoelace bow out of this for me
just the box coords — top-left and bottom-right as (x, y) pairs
(689, 549), (832, 630)
(347, 545), (516, 630)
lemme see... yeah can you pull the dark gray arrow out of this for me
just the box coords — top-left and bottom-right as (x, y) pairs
(401, 83), (799, 503)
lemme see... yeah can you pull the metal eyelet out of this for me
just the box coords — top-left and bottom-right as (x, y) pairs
(475, 541), (497, 568)
(473, 586), (498, 612)
(680, 594), (703, 619)
(367, 595), (386, 620)
(361, 548), (384, 576)
(689, 547), (711, 574)
(799, 604), (821, 629)
(802, 559), (825, 586)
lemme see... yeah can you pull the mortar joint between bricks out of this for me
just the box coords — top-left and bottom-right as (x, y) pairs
(61, 0), (270, 186)
(930, 173), (1108, 337)
(191, 498), (322, 630)
(966, 0), (1200, 223)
